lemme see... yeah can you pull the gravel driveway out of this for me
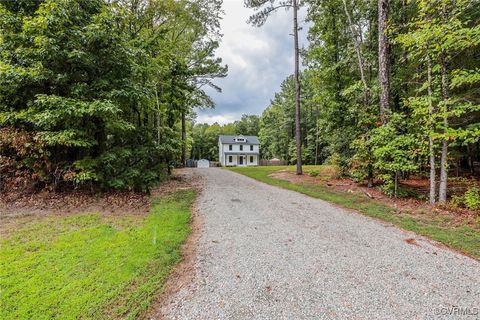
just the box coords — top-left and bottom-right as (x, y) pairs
(162, 168), (479, 319)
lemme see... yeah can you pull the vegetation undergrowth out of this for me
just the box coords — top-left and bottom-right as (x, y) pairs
(0, 189), (196, 320)
(228, 166), (479, 259)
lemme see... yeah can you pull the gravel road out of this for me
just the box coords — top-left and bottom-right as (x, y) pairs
(162, 168), (479, 320)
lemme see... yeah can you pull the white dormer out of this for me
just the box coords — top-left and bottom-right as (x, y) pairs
(234, 135), (246, 142)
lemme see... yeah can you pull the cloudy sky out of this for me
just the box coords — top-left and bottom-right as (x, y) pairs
(196, 0), (309, 125)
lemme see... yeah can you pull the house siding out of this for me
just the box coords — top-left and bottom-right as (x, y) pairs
(218, 136), (260, 167)
(222, 144), (259, 154)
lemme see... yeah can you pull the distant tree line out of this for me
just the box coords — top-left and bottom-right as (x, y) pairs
(0, 0), (226, 192)
(190, 115), (260, 161)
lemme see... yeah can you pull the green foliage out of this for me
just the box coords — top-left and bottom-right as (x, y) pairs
(308, 169), (320, 177)
(190, 122), (235, 161)
(234, 114), (260, 136)
(369, 114), (419, 196)
(71, 157), (98, 185)
(288, 139), (308, 164)
(464, 187), (480, 211)
(453, 186), (480, 211)
(97, 146), (167, 192)
(0, 189), (196, 319)
(350, 134), (375, 183)
(0, 0), (226, 191)
(258, 75), (322, 163)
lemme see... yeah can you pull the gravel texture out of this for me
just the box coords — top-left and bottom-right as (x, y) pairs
(162, 168), (479, 320)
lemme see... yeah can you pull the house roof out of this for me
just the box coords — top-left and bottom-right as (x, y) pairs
(219, 135), (260, 145)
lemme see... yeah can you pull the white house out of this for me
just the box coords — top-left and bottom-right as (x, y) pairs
(218, 135), (260, 166)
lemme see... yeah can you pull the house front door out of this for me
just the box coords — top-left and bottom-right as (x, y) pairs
(239, 156), (243, 165)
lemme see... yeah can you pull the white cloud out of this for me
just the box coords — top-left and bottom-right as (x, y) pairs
(195, 113), (237, 125)
(197, 0), (309, 123)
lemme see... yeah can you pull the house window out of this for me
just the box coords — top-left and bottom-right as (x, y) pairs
(229, 145), (232, 151)
(240, 145), (243, 151)
(250, 145), (253, 151)
(229, 156), (232, 162)
(250, 156), (254, 163)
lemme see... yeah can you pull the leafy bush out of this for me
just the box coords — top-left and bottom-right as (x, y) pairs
(321, 165), (342, 179)
(0, 128), (52, 191)
(464, 187), (480, 211)
(450, 194), (464, 208)
(350, 134), (375, 184)
(367, 114), (419, 197)
(379, 180), (422, 199)
(450, 186), (480, 211)
(308, 170), (320, 177)
(325, 153), (349, 177)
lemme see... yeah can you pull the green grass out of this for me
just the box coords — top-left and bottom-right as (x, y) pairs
(228, 166), (480, 259)
(0, 189), (196, 320)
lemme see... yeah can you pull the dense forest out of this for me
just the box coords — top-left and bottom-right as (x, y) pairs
(0, 0), (226, 192)
(298, 0), (480, 204)
(192, 0), (479, 207)
(1, 0), (479, 206)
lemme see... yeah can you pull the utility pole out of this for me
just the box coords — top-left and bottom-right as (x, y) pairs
(245, 0), (303, 174)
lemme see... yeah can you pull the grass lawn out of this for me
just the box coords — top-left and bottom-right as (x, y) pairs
(228, 166), (480, 259)
(0, 189), (195, 320)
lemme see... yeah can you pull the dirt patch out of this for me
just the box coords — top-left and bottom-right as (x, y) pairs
(270, 170), (319, 185)
(404, 238), (420, 247)
(0, 168), (200, 238)
(269, 170), (480, 219)
(141, 169), (204, 320)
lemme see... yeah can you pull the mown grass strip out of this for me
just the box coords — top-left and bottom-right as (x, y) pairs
(228, 166), (479, 259)
(0, 189), (196, 320)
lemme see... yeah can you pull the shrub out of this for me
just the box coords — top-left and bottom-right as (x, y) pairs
(0, 128), (52, 191)
(325, 153), (349, 177)
(450, 194), (464, 208)
(450, 186), (480, 211)
(464, 187), (480, 211)
(308, 170), (320, 177)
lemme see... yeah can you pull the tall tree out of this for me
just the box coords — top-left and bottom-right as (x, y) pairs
(245, 0), (303, 174)
(378, 0), (390, 123)
(341, 0), (369, 105)
(235, 114), (261, 136)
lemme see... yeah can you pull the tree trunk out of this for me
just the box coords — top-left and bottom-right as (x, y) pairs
(439, 139), (448, 203)
(154, 87), (161, 144)
(378, 0), (390, 124)
(427, 55), (436, 204)
(394, 171), (398, 198)
(314, 103), (319, 166)
(429, 137), (436, 204)
(438, 58), (449, 203)
(293, 0), (302, 175)
(467, 145), (474, 174)
(342, 0), (369, 104)
(181, 111), (186, 167)
(367, 166), (374, 188)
